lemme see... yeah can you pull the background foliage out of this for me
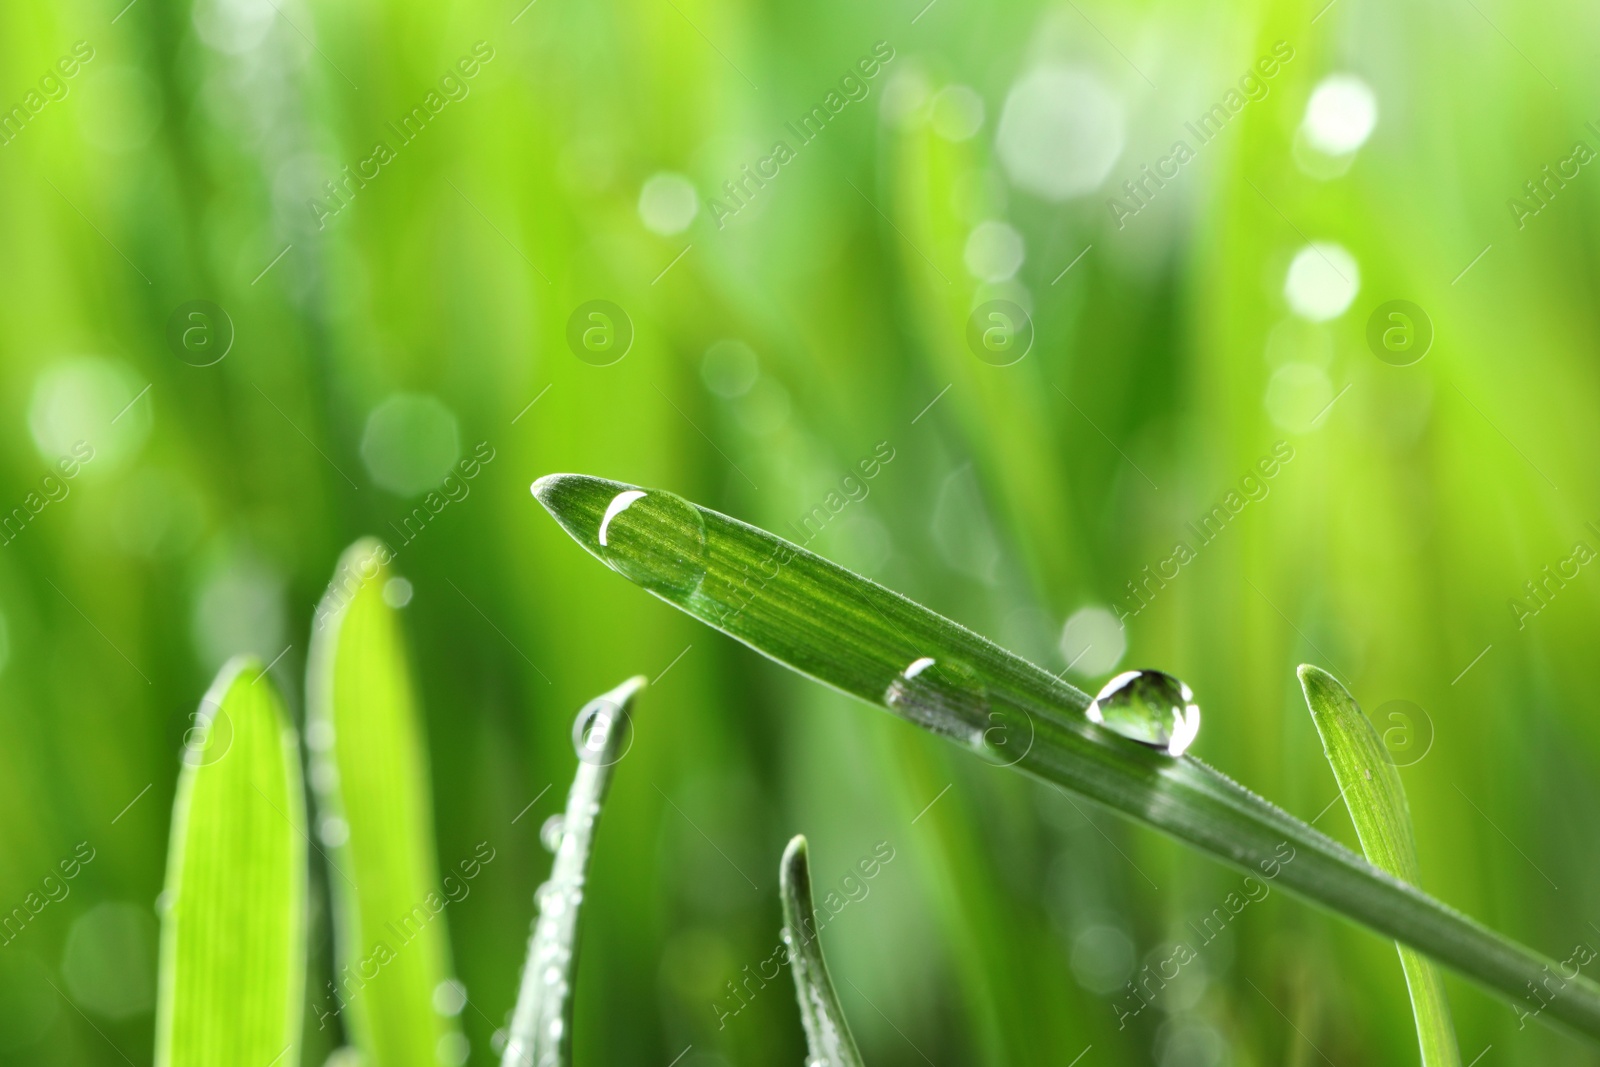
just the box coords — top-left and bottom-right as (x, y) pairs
(2, 0), (1598, 1063)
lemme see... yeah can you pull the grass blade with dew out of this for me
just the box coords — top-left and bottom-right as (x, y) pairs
(307, 539), (463, 1066)
(155, 657), (306, 1067)
(780, 835), (867, 1067)
(1298, 665), (1462, 1067)
(530, 473), (1600, 1040)
(502, 675), (647, 1067)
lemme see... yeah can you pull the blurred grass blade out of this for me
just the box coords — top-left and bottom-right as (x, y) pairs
(530, 472), (1600, 1039)
(307, 539), (461, 1065)
(503, 675), (646, 1067)
(1298, 665), (1462, 1067)
(780, 835), (867, 1067)
(156, 656), (306, 1067)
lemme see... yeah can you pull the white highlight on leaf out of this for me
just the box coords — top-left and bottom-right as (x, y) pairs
(598, 490), (647, 547)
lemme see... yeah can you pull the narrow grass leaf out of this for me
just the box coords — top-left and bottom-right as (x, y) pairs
(156, 656), (305, 1067)
(1298, 665), (1462, 1067)
(307, 539), (461, 1066)
(530, 473), (1600, 1039)
(780, 835), (867, 1067)
(503, 675), (647, 1067)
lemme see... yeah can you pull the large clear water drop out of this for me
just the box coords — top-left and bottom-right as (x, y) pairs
(883, 656), (990, 748)
(596, 489), (709, 596)
(1087, 670), (1200, 757)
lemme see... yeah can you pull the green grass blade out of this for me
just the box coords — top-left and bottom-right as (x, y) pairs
(1298, 665), (1462, 1067)
(307, 539), (461, 1065)
(779, 835), (867, 1067)
(156, 657), (306, 1067)
(502, 675), (647, 1067)
(530, 472), (1600, 1040)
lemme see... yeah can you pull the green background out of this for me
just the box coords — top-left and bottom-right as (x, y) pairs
(2, 0), (1598, 1062)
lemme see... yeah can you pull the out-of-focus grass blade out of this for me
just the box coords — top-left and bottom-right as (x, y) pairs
(779, 835), (866, 1067)
(1298, 665), (1462, 1067)
(156, 656), (305, 1067)
(529, 473), (1600, 1040)
(307, 538), (461, 1066)
(502, 675), (646, 1067)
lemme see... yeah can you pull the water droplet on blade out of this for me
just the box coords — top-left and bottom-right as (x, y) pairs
(539, 814), (565, 852)
(596, 489), (709, 596)
(1086, 670), (1200, 757)
(570, 697), (633, 766)
(883, 656), (990, 748)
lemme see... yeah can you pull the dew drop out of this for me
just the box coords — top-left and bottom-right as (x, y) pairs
(318, 814), (350, 847)
(436, 1031), (470, 1067)
(571, 698), (633, 766)
(539, 814), (565, 852)
(883, 656), (990, 747)
(305, 718), (335, 752)
(383, 576), (414, 608)
(432, 978), (467, 1016)
(596, 489), (709, 596)
(309, 756), (339, 793)
(1086, 670), (1200, 757)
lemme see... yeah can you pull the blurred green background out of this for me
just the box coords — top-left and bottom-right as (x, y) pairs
(3, 0), (1599, 1061)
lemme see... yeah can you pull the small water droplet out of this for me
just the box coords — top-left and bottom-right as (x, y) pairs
(436, 1031), (470, 1067)
(540, 814), (565, 852)
(432, 978), (467, 1016)
(1086, 670), (1200, 757)
(318, 814), (351, 847)
(976, 702), (1035, 768)
(383, 576), (414, 608)
(305, 718), (335, 752)
(571, 698), (633, 766)
(309, 756), (339, 793)
(883, 656), (990, 747)
(596, 489), (708, 596)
